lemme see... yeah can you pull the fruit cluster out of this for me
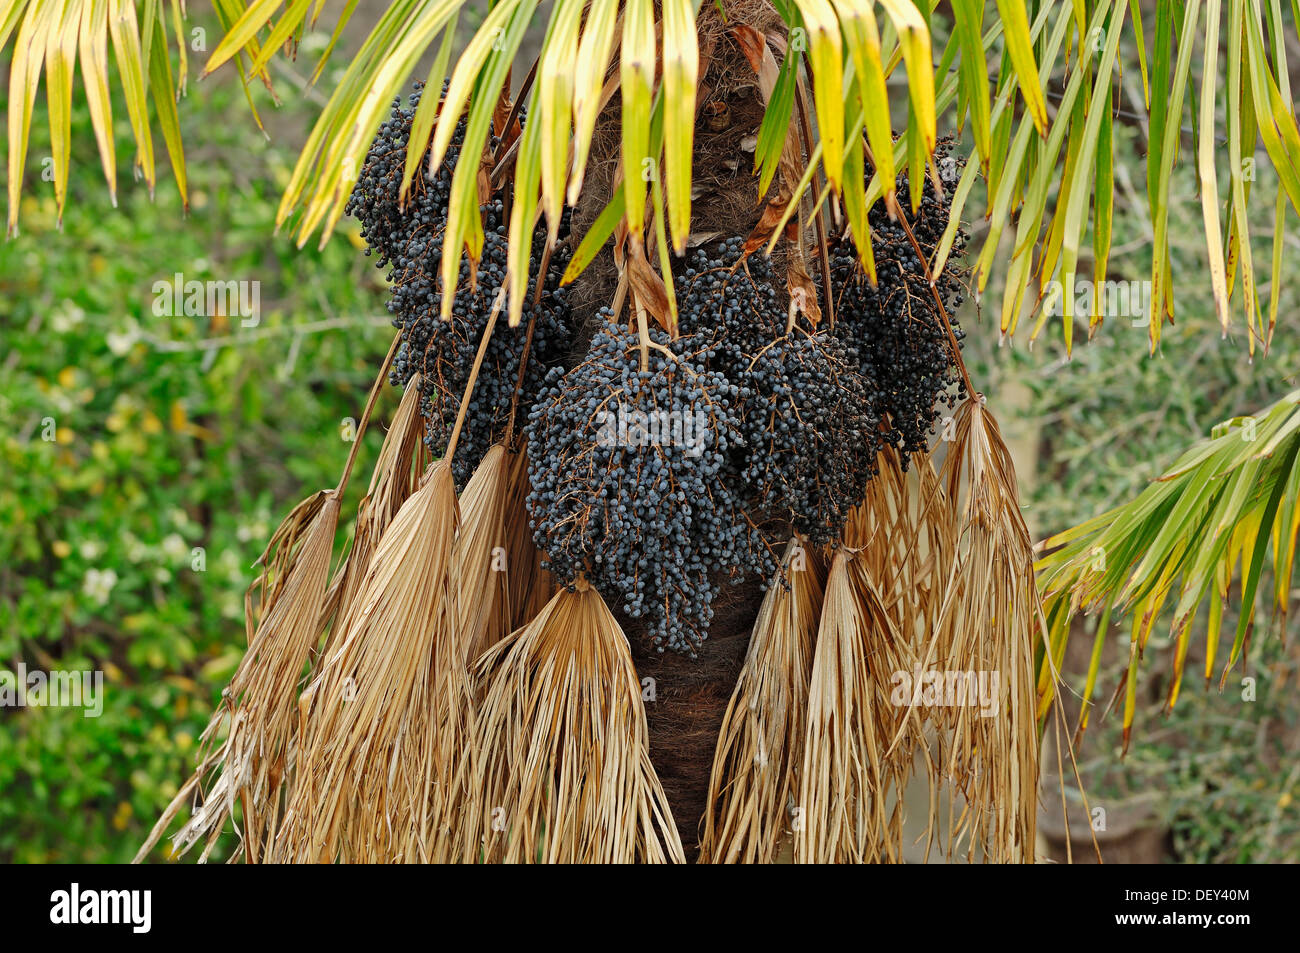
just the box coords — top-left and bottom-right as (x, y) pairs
(347, 84), (572, 486)
(349, 89), (969, 653)
(829, 143), (969, 461)
(525, 319), (764, 654)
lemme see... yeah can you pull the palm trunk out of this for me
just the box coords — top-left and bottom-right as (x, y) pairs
(625, 576), (766, 860)
(569, 9), (786, 861)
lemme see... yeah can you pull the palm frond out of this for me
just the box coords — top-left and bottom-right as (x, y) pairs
(8, 1), (1300, 353)
(274, 461), (467, 863)
(797, 549), (923, 862)
(1037, 389), (1300, 745)
(135, 336), (413, 864)
(4, 0), (191, 233)
(930, 396), (1041, 862)
(700, 537), (825, 864)
(462, 580), (685, 863)
(502, 445), (555, 630)
(321, 370), (428, 642)
(820, 407), (1043, 864)
(133, 487), (340, 864)
(453, 443), (514, 662)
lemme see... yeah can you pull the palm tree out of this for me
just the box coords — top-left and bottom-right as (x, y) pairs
(6, 0), (1298, 863)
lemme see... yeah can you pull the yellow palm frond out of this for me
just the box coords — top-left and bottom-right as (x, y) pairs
(1037, 390), (1300, 732)
(6, 0), (1300, 355)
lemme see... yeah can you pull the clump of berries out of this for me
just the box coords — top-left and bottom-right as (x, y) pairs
(347, 82), (572, 485)
(349, 93), (972, 654)
(829, 141), (969, 462)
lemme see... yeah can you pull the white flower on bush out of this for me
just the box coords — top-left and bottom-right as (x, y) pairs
(161, 533), (188, 563)
(217, 549), (242, 579)
(50, 300), (86, 334)
(82, 568), (119, 606)
(220, 591), (242, 621)
(49, 389), (77, 415)
(168, 507), (199, 535)
(236, 519), (268, 543)
(106, 319), (140, 356)
(124, 533), (147, 563)
(79, 540), (105, 561)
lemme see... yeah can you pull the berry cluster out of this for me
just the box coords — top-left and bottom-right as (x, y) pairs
(387, 199), (572, 486)
(674, 240), (884, 545)
(344, 82), (459, 271)
(347, 83), (572, 485)
(524, 320), (764, 655)
(738, 332), (881, 545)
(828, 145), (969, 462)
(348, 92), (972, 653)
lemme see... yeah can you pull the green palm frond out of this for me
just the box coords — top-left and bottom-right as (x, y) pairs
(1036, 389), (1300, 746)
(4, 1), (1300, 353)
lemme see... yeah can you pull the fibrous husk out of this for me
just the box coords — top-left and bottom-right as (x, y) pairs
(271, 461), (468, 863)
(795, 550), (906, 863)
(461, 579), (685, 863)
(925, 397), (1041, 863)
(134, 488), (341, 864)
(699, 537), (825, 863)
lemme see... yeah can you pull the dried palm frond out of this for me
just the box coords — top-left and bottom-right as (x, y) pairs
(503, 446), (555, 631)
(699, 537), (824, 864)
(453, 444), (514, 663)
(272, 462), (468, 863)
(822, 403), (1041, 865)
(844, 450), (946, 765)
(273, 290), (507, 863)
(434, 443), (541, 860)
(795, 551), (903, 863)
(847, 447), (953, 646)
(927, 397), (1041, 864)
(134, 335), (414, 865)
(463, 579), (685, 863)
(452, 442), (554, 665)
(320, 373), (428, 643)
(134, 488), (341, 864)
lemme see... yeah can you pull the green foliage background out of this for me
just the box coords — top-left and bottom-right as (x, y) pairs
(0, 67), (392, 862)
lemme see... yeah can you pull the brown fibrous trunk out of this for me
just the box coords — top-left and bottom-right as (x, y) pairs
(621, 576), (766, 861)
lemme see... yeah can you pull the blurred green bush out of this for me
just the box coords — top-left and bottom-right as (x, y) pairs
(0, 68), (392, 862)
